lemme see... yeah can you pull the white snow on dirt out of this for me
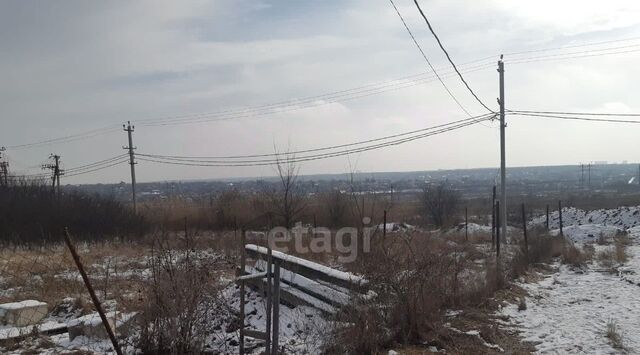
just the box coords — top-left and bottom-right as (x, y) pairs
(502, 206), (640, 354)
(549, 224), (623, 243)
(530, 206), (640, 231)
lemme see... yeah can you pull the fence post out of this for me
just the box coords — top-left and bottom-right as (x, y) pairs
(546, 204), (549, 230)
(491, 186), (496, 249)
(63, 228), (123, 355)
(496, 201), (500, 258)
(558, 200), (563, 237)
(271, 262), (281, 355)
(239, 226), (246, 355)
(521, 203), (528, 261)
(383, 210), (387, 237)
(265, 241), (273, 352)
(465, 207), (468, 242)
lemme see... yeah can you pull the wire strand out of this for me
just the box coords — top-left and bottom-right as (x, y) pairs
(411, 0), (494, 113)
(388, 0), (473, 117)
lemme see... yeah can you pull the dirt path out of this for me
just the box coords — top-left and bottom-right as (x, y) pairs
(501, 246), (640, 354)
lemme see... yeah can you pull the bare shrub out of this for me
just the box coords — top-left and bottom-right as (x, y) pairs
(136, 235), (225, 354)
(329, 232), (488, 353)
(420, 182), (460, 228)
(0, 180), (147, 246)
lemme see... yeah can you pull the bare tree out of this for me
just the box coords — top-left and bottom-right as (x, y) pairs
(420, 182), (460, 228)
(322, 189), (347, 228)
(264, 155), (307, 228)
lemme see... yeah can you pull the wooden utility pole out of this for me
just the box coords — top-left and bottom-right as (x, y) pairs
(588, 163), (591, 189)
(123, 122), (137, 213)
(580, 163), (584, 189)
(42, 154), (63, 199)
(498, 58), (507, 244)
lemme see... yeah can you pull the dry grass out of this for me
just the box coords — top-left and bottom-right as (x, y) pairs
(561, 242), (589, 268)
(606, 319), (625, 350)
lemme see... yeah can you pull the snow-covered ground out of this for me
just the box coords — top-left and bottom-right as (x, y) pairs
(501, 206), (640, 354)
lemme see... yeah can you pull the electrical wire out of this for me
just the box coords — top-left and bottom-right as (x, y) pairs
(508, 109), (640, 117)
(6, 125), (121, 151)
(137, 115), (494, 167)
(138, 113), (494, 161)
(509, 112), (640, 124)
(64, 159), (130, 177)
(388, 0), (473, 117)
(8, 34), (640, 149)
(64, 154), (129, 173)
(411, 0), (494, 113)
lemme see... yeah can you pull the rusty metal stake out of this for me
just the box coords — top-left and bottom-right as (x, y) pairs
(63, 228), (123, 355)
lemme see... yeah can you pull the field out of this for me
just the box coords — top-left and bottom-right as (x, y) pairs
(1, 201), (640, 354)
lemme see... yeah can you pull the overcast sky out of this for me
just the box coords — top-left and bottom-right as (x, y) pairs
(3, 0), (640, 184)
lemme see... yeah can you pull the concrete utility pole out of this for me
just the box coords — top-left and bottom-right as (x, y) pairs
(581, 163), (584, 189)
(498, 58), (507, 242)
(42, 154), (64, 199)
(0, 147), (8, 186)
(123, 122), (137, 213)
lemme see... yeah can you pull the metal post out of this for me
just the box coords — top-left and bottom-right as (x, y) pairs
(239, 226), (246, 355)
(271, 262), (280, 355)
(63, 228), (123, 355)
(498, 59), (507, 245)
(123, 122), (137, 213)
(265, 244), (273, 353)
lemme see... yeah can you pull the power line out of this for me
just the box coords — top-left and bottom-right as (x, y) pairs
(509, 109), (640, 117)
(411, 0), (494, 113)
(137, 115), (494, 167)
(8, 35), (640, 148)
(139, 113), (495, 161)
(509, 112), (640, 124)
(64, 154), (129, 173)
(505, 47), (640, 66)
(388, 0), (473, 117)
(139, 63), (497, 127)
(467, 35), (640, 66)
(64, 159), (129, 177)
(6, 125), (121, 150)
